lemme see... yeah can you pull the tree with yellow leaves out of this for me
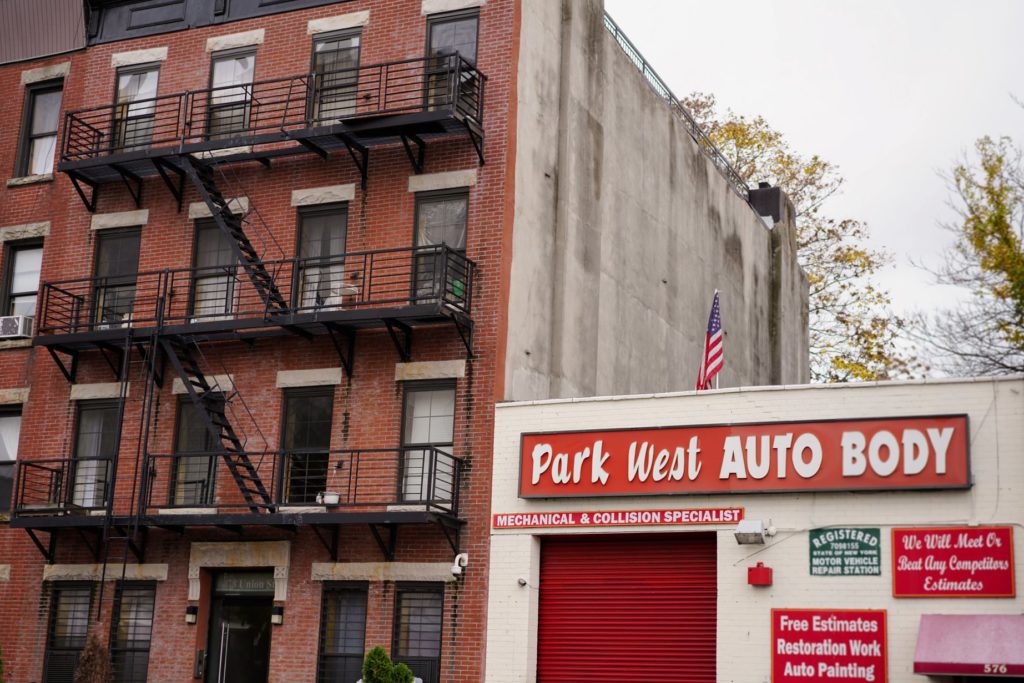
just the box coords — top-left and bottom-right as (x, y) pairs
(683, 93), (918, 382)
(915, 135), (1024, 374)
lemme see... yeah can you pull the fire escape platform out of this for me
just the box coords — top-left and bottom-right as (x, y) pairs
(57, 111), (479, 187)
(56, 53), (487, 204)
(33, 302), (472, 354)
(9, 509), (462, 530)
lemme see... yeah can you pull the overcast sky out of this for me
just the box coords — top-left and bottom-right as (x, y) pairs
(604, 0), (1024, 316)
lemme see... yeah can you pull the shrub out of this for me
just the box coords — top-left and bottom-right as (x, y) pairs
(392, 663), (415, 683)
(74, 631), (112, 683)
(361, 646), (415, 683)
(361, 647), (393, 683)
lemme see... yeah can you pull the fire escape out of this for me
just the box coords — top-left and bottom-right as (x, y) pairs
(11, 53), (483, 569)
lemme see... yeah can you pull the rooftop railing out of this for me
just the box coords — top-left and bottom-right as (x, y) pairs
(35, 244), (474, 338)
(60, 53), (486, 164)
(602, 13), (751, 201)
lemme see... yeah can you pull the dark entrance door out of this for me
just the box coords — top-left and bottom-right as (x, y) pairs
(206, 573), (273, 683)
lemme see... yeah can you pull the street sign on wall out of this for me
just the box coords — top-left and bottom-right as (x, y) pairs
(810, 528), (881, 576)
(772, 609), (887, 683)
(892, 526), (1015, 597)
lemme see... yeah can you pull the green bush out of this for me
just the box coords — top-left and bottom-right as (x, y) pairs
(361, 647), (393, 683)
(392, 663), (414, 683)
(361, 646), (416, 683)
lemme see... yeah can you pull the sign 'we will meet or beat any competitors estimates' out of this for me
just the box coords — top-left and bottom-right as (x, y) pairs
(519, 415), (969, 497)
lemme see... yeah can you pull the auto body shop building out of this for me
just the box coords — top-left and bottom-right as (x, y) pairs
(484, 376), (1024, 682)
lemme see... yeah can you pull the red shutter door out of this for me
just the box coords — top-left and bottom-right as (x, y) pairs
(538, 533), (717, 682)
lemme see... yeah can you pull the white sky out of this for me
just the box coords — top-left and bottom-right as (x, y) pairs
(604, 0), (1024, 316)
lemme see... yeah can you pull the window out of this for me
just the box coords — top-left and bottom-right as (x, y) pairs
(71, 400), (119, 509)
(207, 49), (255, 139)
(281, 387), (334, 504)
(0, 408), (21, 513)
(425, 11), (479, 112)
(311, 31), (361, 122)
(114, 65), (160, 151)
(317, 583), (367, 682)
(191, 220), (236, 320)
(2, 240), (43, 317)
(16, 79), (63, 177)
(413, 191), (467, 302)
(296, 205), (349, 310)
(44, 584), (92, 683)
(110, 583), (155, 683)
(400, 382), (455, 504)
(172, 397), (221, 506)
(427, 11), (479, 64)
(93, 229), (141, 329)
(393, 585), (443, 683)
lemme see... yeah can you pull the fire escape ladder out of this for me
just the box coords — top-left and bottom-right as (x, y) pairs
(180, 156), (290, 317)
(160, 336), (274, 512)
(95, 329), (138, 611)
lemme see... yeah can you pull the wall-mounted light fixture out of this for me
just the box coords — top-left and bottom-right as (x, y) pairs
(271, 605), (284, 625)
(451, 553), (469, 577)
(735, 519), (776, 545)
(185, 605), (199, 625)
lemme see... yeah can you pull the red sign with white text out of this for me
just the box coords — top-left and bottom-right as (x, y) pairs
(519, 416), (969, 498)
(892, 526), (1015, 597)
(492, 507), (743, 529)
(772, 609), (887, 683)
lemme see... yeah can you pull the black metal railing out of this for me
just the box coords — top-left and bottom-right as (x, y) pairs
(61, 53), (486, 163)
(142, 447), (461, 514)
(602, 13), (750, 201)
(13, 458), (112, 514)
(36, 244), (475, 337)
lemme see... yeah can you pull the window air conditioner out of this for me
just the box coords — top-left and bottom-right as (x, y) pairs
(0, 315), (33, 339)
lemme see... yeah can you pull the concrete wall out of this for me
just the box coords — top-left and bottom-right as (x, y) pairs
(483, 376), (1024, 682)
(504, 0), (809, 401)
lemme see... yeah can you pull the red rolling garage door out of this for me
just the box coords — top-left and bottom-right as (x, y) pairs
(538, 533), (717, 682)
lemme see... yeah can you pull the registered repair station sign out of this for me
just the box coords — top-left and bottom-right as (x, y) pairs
(810, 528), (881, 576)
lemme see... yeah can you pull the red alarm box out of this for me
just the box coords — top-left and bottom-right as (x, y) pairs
(748, 562), (773, 586)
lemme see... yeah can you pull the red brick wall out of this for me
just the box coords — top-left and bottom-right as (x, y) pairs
(0, 1), (519, 681)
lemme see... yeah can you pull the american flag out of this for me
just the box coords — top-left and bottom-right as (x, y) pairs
(695, 290), (723, 391)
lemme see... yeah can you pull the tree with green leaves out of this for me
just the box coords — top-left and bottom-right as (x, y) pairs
(914, 135), (1024, 374)
(683, 93), (919, 382)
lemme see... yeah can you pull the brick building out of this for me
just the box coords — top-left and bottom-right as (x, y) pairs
(0, 1), (807, 682)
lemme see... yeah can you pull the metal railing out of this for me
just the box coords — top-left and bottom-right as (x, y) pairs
(602, 13), (751, 200)
(36, 244), (475, 337)
(13, 458), (113, 514)
(141, 446), (461, 514)
(61, 53), (486, 163)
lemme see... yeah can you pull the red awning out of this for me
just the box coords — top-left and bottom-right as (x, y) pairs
(914, 614), (1024, 677)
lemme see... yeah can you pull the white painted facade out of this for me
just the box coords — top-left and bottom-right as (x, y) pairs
(484, 376), (1024, 682)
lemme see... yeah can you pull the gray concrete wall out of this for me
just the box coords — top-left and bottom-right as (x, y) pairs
(503, 0), (809, 401)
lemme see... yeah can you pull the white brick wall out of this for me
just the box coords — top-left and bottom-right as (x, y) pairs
(485, 377), (1024, 682)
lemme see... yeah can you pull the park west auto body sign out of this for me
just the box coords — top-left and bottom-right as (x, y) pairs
(519, 415), (969, 497)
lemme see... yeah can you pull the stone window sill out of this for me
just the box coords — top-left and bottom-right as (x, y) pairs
(6, 174), (54, 187)
(0, 339), (32, 350)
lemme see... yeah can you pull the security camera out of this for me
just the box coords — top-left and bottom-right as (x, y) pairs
(451, 553), (469, 577)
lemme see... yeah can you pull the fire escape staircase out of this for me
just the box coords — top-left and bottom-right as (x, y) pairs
(182, 157), (290, 318)
(160, 335), (274, 512)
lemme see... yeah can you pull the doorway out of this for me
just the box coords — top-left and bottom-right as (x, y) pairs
(206, 572), (273, 683)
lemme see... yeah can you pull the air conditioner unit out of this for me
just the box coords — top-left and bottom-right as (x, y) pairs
(0, 315), (33, 339)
